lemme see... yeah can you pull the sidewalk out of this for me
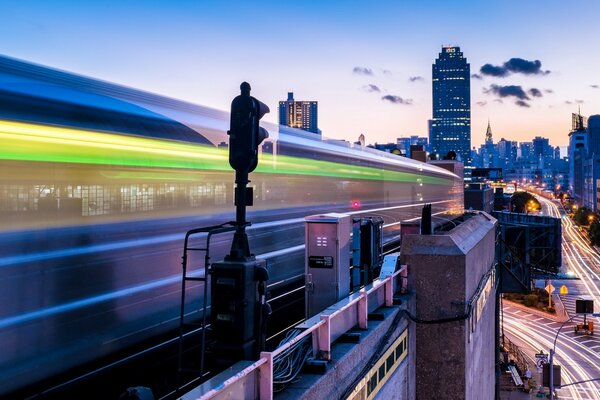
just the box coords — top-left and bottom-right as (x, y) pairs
(498, 361), (541, 399)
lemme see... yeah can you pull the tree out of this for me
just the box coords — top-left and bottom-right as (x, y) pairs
(590, 220), (600, 246)
(510, 192), (541, 214)
(573, 206), (594, 226)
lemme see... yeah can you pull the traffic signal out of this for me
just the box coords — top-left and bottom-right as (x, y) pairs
(542, 364), (561, 388)
(228, 82), (269, 173)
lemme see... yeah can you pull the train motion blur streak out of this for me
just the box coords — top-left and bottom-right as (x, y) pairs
(0, 55), (463, 396)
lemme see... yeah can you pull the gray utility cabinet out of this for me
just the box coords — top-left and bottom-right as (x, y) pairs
(305, 213), (351, 318)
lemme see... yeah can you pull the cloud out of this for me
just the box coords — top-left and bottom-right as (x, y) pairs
(479, 57), (550, 77)
(484, 84), (530, 100)
(528, 88), (542, 97)
(353, 66), (373, 76)
(483, 84), (548, 108)
(480, 64), (509, 77)
(515, 100), (530, 108)
(362, 84), (381, 93)
(591, 84), (599, 89)
(544, 89), (554, 94)
(504, 58), (549, 75)
(381, 95), (412, 105)
(471, 73), (483, 80)
(409, 76), (424, 82)
(476, 101), (487, 106)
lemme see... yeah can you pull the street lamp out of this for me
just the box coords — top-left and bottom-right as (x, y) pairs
(549, 312), (600, 399)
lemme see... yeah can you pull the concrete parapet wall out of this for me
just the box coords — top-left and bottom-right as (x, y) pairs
(277, 304), (413, 400)
(400, 212), (496, 400)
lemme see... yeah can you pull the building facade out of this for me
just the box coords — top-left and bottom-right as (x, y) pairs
(278, 92), (319, 134)
(532, 136), (553, 168)
(584, 115), (600, 210)
(430, 46), (471, 164)
(397, 135), (428, 158)
(569, 112), (588, 205)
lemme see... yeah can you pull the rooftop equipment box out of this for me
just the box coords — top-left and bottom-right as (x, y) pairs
(305, 213), (351, 318)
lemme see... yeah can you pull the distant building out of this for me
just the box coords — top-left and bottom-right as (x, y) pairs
(371, 142), (402, 155)
(430, 46), (471, 167)
(356, 133), (365, 147)
(497, 138), (517, 170)
(519, 142), (533, 161)
(532, 136), (553, 168)
(410, 145), (427, 162)
(429, 159), (464, 180)
(278, 92), (319, 134)
(397, 135), (428, 158)
(584, 115), (600, 210)
(569, 112), (587, 205)
(596, 178), (600, 212)
(471, 168), (503, 182)
(474, 121), (496, 170)
(464, 182), (494, 213)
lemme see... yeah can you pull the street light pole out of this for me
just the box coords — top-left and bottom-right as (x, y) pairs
(549, 315), (574, 400)
(549, 312), (600, 399)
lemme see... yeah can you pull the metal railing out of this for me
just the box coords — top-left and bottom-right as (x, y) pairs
(184, 265), (406, 400)
(501, 334), (528, 376)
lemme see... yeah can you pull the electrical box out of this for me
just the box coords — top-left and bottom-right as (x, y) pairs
(305, 213), (351, 318)
(352, 216), (384, 286)
(211, 258), (265, 362)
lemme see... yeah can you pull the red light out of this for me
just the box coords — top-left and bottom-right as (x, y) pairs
(352, 200), (361, 208)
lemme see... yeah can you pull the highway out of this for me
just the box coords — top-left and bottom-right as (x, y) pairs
(503, 195), (600, 399)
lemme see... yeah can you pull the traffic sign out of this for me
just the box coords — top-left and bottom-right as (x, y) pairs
(535, 357), (547, 369)
(560, 285), (568, 295)
(535, 352), (548, 371)
(545, 284), (555, 294)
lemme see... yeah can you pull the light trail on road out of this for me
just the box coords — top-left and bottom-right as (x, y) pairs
(502, 194), (600, 399)
(504, 306), (600, 399)
(537, 196), (600, 300)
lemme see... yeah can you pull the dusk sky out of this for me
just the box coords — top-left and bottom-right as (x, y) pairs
(1, 0), (598, 148)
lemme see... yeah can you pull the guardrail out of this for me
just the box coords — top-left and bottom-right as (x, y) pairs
(184, 265), (407, 400)
(501, 334), (528, 377)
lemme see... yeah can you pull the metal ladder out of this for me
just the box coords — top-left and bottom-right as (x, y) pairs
(177, 222), (237, 391)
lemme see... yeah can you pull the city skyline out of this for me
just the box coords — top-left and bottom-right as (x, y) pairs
(1, 1), (599, 147)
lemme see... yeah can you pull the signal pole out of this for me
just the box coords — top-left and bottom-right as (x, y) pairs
(210, 82), (271, 364)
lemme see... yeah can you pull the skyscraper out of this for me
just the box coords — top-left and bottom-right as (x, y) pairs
(584, 115), (600, 210)
(278, 92), (319, 134)
(568, 112), (587, 205)
(481, 120), (495, 168)
(430, 46), (471, 164)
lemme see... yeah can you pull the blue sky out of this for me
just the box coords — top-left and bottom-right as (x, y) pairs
(1, 0), (599, 147)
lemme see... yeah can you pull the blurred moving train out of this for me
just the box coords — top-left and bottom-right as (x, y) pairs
(0, 55), (463, 396)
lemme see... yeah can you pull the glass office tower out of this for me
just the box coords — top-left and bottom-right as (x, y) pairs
(430, 46), (471, 165)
